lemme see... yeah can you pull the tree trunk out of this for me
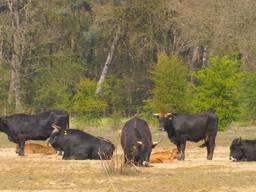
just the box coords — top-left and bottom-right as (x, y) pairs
(8, 0), (23, 113)
(8, 61), (15, 105)
(189, 46), (200, 83)
(0, 26), (3, 64)
(202, 46), (207, 68)
(95, 28), (120, 94)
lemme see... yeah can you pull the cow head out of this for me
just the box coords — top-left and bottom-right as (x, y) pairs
(98, 138), (116, 160)
(153, 112), (173, 131)
(230, 137), (245, 161)
(136, 141), (158, 167)
(47, 125), (62, 147)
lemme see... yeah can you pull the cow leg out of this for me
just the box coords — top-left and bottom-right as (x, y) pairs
(205, 141), (211, 158)
(207, 137), (216, 160)
(177, 141), (186, 160)
(62, 151), (71, 160)
(18, 140), (25, 156)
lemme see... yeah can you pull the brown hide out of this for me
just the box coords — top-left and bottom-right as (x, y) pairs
(150, 148), (179, 163)
(16, 143), (57, 155)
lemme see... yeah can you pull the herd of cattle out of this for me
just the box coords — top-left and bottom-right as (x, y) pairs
(0, 109), (256, 165)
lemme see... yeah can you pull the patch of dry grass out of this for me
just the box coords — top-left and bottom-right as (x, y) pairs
(0, 125), (256, 191)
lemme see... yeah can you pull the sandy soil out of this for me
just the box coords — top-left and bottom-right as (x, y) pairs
(0, 126), (256, 192)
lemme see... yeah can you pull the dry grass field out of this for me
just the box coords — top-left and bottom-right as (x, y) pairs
(0, 124), (256, 192)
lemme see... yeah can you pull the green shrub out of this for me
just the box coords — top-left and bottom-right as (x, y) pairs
(239, 72), (256, 123)
(147, 53), (192, 113)
(72, 79), (107, 120)
(193, 54), (242, 130)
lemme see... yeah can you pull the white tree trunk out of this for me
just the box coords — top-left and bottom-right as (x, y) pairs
(96, 28), (120, 94)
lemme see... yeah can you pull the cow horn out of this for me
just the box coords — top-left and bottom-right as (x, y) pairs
(152, 141), (159, 148)
(137, 141), (143, 145)
(153, 113), (159, 117)
(51, 124), (62, 133)
(165, 112), (172, 116)
(152, 141), (159, 145)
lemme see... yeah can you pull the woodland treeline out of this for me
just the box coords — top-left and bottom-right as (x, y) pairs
(0, 0), (256, 129)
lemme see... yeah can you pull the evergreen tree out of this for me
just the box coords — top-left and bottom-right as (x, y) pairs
(148, 53), (191, 113)
(193, 54), (242, 130)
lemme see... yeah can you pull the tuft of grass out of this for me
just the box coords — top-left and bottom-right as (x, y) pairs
(99, 150), (140, 176)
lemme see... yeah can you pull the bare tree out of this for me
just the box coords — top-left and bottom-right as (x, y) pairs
(96, 27), (120, 94)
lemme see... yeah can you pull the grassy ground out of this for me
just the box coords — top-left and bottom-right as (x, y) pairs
(0, 122), (256, 191)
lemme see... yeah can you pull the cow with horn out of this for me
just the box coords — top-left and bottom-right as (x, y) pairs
(154, 112), (218, 160)
(0, 109), (69, 156)
(120, 116), (158, 167)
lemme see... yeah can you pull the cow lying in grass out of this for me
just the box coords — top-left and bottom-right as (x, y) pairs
(48, 127), (115, 160)
(150, 148), (179, 163)
(230, 138), (256, 161)
(15, 143), (57, 155)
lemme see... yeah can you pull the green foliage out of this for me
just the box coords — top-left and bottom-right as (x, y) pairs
(101, 76), (126, 114)
(193, 54), (242, 130)
(148, 53), (191, 113)
(72, 79), (107, 119)
(24, 50), (86, 111)
(239, 72), (256, 123)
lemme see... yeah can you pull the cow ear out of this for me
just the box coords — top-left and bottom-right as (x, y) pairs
(153, 114), (159, 119)
(152, 141), (159, 148)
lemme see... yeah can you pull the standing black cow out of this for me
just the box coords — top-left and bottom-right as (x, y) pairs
(0, 109), (69, 156)
(154, 112), (218, 160)
(48, 128), (115, 160)
(120, 117), (158, 167)
(230, 138), (256, 161)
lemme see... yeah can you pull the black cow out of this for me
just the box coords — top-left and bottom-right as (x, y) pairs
(0, 109), (69, 156)
(154, 112), (218, 160)
(230, 138), (256, 161)
(120, 117), (158, 167)
(48, 128), (115, 160)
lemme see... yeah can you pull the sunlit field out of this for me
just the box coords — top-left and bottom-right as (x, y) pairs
(0, 120), (256, 192)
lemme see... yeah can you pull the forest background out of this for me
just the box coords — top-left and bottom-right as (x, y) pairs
(1, 0), (256, 130)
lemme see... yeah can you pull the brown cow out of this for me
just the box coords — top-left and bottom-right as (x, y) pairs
(15, 143), (57, 155)
(150, 148), (179, 163)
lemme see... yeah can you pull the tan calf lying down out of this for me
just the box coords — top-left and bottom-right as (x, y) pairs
(150, 148), (179, 163)
(16, 143), (57, 155)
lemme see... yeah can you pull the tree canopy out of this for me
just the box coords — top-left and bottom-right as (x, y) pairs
(1, 0), (256, 129)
